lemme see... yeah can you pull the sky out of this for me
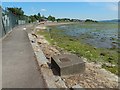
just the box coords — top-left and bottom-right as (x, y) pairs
(2, 2), (118, 20)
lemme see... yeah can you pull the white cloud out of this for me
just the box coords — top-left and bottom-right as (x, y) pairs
(40, 9), (47, 12)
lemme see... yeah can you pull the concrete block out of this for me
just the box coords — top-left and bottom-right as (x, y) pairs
(72, 84), (85, 90)
(51, 54), (85, 76)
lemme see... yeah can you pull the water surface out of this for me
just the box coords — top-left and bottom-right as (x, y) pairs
(56, 23), (118, 49)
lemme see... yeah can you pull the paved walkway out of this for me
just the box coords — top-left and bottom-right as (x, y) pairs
(2, 25), (46, 88)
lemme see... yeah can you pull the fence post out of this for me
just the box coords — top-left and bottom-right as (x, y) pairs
(0, 6), (2, 38)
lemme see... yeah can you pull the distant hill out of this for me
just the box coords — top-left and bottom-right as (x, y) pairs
(100, 19), (120, 23)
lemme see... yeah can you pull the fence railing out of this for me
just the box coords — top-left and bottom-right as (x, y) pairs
(0, 7), (29, 38)
(0, 6), (2, 38)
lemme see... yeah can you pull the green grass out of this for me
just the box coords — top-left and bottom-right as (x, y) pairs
(102, 64), (118, 75)
(36, 24), (118, 75)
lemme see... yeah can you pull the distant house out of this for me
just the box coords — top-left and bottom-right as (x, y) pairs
(39, 18), (47, 22)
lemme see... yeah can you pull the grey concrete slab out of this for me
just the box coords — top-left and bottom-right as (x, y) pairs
(51, 54), (85, 76)
(2, 25), (46, 88)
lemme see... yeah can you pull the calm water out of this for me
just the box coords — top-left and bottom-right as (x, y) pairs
(56, 23), (118, 49)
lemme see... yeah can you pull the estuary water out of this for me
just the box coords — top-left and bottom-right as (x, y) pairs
(56, 23), (118, 49)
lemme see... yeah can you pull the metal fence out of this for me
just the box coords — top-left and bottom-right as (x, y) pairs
(0, 7), (29, 38)
(0, 6), (2, 38)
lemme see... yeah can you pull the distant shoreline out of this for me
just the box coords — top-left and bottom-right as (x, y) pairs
(38, 22), (74, 27)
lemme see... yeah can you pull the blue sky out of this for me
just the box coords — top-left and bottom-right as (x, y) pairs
(2, 2), (118, 20)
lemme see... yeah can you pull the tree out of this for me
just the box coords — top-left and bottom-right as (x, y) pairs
(38, 13), (41, 17)
(34, 14), (39, 20)
(7, 7), (24, 16)
(48, 15), (55, 22)
(37, 13), (41, 21)
(29, 15), (36, 22)
(85, 19), (98, 23)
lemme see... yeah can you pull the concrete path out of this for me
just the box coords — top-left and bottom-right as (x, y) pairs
(2, 25), (46, 88)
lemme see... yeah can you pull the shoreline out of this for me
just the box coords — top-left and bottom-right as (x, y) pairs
(35, 22), (74, 31)
(35, 22), (118, 75)
(38, 22), (74, 27)
(32, 25), (119, 88)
